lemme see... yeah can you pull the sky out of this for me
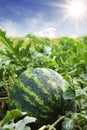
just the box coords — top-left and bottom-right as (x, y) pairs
(0, 0), (87, 37)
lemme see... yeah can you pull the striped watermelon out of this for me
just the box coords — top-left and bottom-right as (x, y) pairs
(9, 68), (75, 124)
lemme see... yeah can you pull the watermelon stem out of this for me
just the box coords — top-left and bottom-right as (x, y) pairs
(38, 115), (66, 130)
(38, 125), (47, 130)
(51, 115), (66, 128)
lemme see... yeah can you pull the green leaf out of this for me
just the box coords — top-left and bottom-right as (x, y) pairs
(0, 81), (5, 87)
(64, 75), (72, 84)
(0, 109), (25, 126)
(76, 89), (86, 98)
(3, 122), (15, 130)
(62, 118), (75, 130)
(23, 126), (31, 130)
(15, 116), (36, 130)
(0, 127), (4, 130)
(14, 39), (24, 51)
(80, 73), (87, 81)
(63, 87), (76, 100)
(0, 30), (13, 49)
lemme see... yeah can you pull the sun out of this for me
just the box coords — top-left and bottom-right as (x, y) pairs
(51, 0), (87, 27)
(46, 0), (87, 34)
(66, 0), (86, 19)
(65, 0), (87, 20)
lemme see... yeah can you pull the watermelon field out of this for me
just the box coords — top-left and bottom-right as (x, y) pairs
(0, 29), (87, 130)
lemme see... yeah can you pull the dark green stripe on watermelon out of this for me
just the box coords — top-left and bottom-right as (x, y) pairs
(9, 68), (76, 123)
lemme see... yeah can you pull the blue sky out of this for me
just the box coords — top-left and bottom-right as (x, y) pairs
(0, 0), (87, 37)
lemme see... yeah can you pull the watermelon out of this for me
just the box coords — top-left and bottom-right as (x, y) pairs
(9, 68), (76, 124)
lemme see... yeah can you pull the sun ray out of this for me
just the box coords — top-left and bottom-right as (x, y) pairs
(48, 0), (87, 35)
(39, 0), (87, 35)
(53, 14), (71, 28)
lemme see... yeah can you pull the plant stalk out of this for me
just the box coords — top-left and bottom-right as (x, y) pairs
(38, 115), (66, 130)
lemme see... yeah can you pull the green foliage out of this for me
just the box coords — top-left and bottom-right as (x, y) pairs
(0, 29), (87, 129)
(0, 109), (36, 130)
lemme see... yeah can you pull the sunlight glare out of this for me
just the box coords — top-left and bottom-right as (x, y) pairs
(67, 0), (86, 18)
(44, 0), (87, 34)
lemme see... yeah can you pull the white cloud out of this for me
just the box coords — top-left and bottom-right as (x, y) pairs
(0, 20), (23, 36)
(34, 27), (57, 38)
(0, 13), (57, 38)
(70, 34), (78, 38)
(24, 12), (46, 30)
